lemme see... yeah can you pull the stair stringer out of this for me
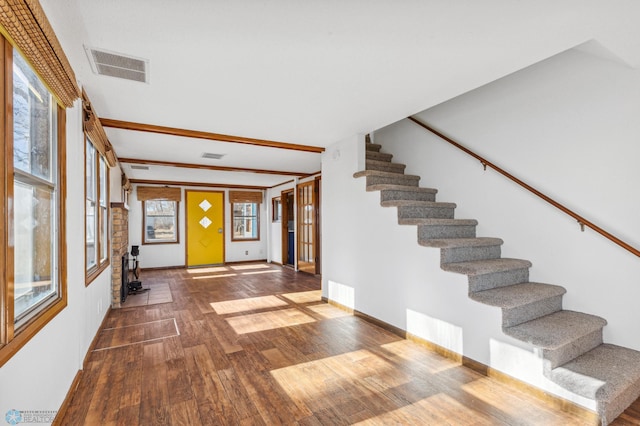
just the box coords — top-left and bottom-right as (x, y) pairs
(353, 141), (640, 425)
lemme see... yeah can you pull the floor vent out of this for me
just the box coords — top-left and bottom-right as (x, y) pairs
(84, 46), (149, 83)
(130, 165), (150, 170)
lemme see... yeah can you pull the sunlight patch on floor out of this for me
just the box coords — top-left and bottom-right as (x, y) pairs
(210, 295), (288, 315)
(271, 349), (413, 412)
(280, 290), (322, 304)
(353, 392), (493, 425)
(186, 266), (230, 274)
(306, 303), (351, 319)
(379, 340), (458, 374)
(226, 308), (315, 334)
(230, 264), (272, 271)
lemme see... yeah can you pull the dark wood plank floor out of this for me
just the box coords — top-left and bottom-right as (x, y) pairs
(62, 263), (639, 425)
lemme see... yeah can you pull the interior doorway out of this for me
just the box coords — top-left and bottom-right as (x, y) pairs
(297, 178), (320, 275)
(281, 189), (295, 267)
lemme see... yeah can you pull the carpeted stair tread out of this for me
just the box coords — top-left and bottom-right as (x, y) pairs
(355, 170), (421, 187)
(441, 258), (531, 275)
(367, 184), (438, 194)
(548, 344), (640, 423)
(366, 151), (393, 162)
(381, 200), (456, 208)
(400, 218), (478, 226)
(419, 237), (503, 248)
(355, 141), (640, 422)
(471, 282), (566, 309)
(354, 170), (420, 180)
(366, 159), (406, 173)
(504, 310), (606, 350)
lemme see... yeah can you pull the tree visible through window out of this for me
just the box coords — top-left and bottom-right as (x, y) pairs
(144, 200), (178, 244)
(12, 49), (58, 323)
(233, 202), (259, 240)
(0, 42), (68, 365)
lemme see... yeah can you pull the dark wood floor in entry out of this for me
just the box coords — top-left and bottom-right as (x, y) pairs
(62, 263), (628, 425)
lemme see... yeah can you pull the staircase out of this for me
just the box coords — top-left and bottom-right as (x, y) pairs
(354, 141), (640, 425)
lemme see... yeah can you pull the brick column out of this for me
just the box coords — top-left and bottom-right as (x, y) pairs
(110, 203), (129, 308)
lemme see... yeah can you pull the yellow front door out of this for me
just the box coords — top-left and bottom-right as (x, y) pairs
(186, 190), (225, 267)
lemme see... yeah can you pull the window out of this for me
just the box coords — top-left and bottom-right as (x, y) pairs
(272, 197), (282, 222)
(85, 138), (109, 282)
(232, 202), (259, 240)
(143, 200), (179, 244)
(1, 44), (67, 366)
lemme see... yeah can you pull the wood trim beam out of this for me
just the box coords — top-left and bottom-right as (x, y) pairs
(118, 157), (310, 177)
(129, 179), (268, 190)
(100, 118), (325, 153)
(269, 179), (295, 189)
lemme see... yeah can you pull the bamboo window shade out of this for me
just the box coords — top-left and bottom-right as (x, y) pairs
(121, 173), (132, 193)
(137, 186), (181, 202)
(0, 0), (80, 107)
(229, 191), (263, 204)
(82, 90), (117, 167)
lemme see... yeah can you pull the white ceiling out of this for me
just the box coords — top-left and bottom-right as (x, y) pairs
(40, 0), (640, 188)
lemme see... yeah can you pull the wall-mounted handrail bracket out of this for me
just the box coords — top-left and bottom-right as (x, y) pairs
(407, 115), (640, 258)
(481, 161), (487, 171)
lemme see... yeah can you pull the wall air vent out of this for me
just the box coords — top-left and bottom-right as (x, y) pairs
(84, 45), (149, 83)
(202, 153), (226, 160)
(130, 165), (150, 170)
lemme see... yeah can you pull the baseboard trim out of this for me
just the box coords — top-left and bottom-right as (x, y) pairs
(323, 297), (599, 425)
(53, 306), (112, 425)
(322, 296), (354, 314)
(224, 259), (268, 265)
(141, 264), (185, 271)
(52, 369), (82, 426)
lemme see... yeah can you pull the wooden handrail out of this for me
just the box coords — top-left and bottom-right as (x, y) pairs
(408, 116), (640, 258)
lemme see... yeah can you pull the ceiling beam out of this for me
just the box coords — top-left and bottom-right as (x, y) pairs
(129, 179), (268, 190)
(119, 157), (311, 177)
(100, 118), (325, 153)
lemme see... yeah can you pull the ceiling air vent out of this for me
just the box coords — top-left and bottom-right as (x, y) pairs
(84, 46), (149, 83)
(130, 165), (150, 170)
(202, 152), (226, 160)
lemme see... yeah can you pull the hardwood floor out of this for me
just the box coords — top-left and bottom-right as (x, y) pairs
(62, 263), (636, 425)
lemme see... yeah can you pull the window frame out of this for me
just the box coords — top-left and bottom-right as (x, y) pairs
(85, 136), (110, 284)
(0, 41), (68, 367)
(142, 199), (180, 245)
(272, 197), (282, 222)
(232, 202), (260, 241)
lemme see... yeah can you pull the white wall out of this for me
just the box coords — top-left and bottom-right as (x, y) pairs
(266, 181), (296, 265)
(322, 46), (640, 409)
(109, 166), (124, 204)
(0, 98), (113, 419)
(129, 185), (269, 269)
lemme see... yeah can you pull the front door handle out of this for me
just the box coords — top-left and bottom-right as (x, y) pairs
(218, 228), (223, 234)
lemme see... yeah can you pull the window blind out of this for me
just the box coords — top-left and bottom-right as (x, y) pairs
(83, 90), (117, 167)
(0, 0), (80, 107)
(229, 191), (262, 204)
(137, 186), (182, 202)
